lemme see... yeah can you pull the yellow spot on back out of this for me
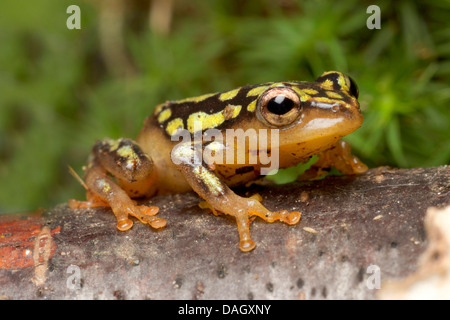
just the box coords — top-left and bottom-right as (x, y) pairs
(291, 87), (310, 102)
(269, 82), (285, 88)
(325, 91), (342, 99)
(337, 74), (347, 90)
(219, 88), (240, 101)
(247, 85), (268, 97)
(321, 79), (334, 90)
(166, 118), (184, 136)
(187, 104), (242, 133)
(187, 111), (225, 133)
(157, 108), (172, 123)
(303, 88), (319, 95)
(247, 99), (257, 112)
(176, 92), (216, 104)
(232, 105), (242, 118)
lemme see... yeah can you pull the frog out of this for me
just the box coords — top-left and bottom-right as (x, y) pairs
(69, 71), (368, 252)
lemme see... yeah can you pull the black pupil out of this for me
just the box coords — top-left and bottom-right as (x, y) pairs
(267, 95), (294, 115)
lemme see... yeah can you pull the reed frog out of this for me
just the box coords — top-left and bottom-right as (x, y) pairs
(69, 71), (367, 252)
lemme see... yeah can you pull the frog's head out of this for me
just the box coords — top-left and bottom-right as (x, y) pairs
(244, 71), (363, 167)
(251, 71), (362, 161)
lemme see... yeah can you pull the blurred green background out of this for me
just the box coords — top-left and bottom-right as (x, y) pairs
(0, 0), (449, 214)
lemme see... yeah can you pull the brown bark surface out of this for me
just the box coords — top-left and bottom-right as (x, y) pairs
(0, 166), (449, 300)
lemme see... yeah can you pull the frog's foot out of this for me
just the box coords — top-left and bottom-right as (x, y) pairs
(245, 196), (301, 225)
(198, 193), (301, 252)
(70, 138), (165, 232)
(89, 192), (165, 232)
(68, 191), (109, 209)
(230, 196), (301, 252)
(128, 205), (166, 229)
(236, 193), (301, 225)
(69, 193), (164, 229)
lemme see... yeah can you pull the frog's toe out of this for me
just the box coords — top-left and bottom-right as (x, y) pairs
(148, 217), (167, 229)
(239, 239), (256, 252)
(117, 218), (134, 231)
(137, 205), (159, 216)
(249, 206), (302, 226)
(248, 193), (263, 202)
(132, 205), (166, 229)
(282, 211), (302, 225)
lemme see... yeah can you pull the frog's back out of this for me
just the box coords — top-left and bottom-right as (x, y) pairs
(149, 83), (270, 138)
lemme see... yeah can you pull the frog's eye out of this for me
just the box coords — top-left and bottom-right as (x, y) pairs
(257, 87), (302, 127)
(346, 75), (359, 99)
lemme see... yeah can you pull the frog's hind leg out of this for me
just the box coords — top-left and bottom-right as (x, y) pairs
(69, 138), (166, 231)
(172, 142), (301, 252)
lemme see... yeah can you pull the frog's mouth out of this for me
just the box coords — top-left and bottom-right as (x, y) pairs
(278, 106), (364, 147)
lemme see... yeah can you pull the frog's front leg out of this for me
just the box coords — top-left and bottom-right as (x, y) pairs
(69, 138), (166, 231)
(172, 142), (301, 252)
(301, 140), (368, 180)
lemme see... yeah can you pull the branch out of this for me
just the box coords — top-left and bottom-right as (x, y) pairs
(0, 166), (448, 299)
